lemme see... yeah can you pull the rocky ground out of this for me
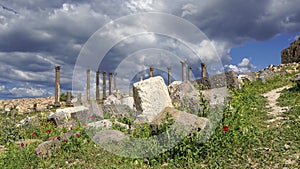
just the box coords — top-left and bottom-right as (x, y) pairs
(0, 96), (54, 114)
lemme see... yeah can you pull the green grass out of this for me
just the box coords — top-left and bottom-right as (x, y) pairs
(0, 73), (299, 168)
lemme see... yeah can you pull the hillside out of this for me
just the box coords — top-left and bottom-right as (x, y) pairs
(0, 64), (299, 168)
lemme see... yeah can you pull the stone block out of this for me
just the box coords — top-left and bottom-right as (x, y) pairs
(133, 76), (173, 123)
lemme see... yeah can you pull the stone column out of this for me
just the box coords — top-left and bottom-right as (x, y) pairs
(201, 63), (207, 78)
(109, 72), (113, 95)
(188, 66), (192, 81)
(77, 93), (82, 105)
(140, 75), (143, 81)
(86, 69), (90, 101)
(66, 91), (73, 107)
(114, 72), (117, 92)
(54, 66), (61, 107)
(96, 70), (100, 101)
(102, 71), (107, 100)
(33, 103), (37, 112)
(167, 67), (171, 85)
(181, 61), (187, 81)
(150, 66), (154, 77)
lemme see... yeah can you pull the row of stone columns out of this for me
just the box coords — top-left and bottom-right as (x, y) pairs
(86, 70), (118, 101)
(144, 62), (207, 84)
(54, 63), (207, 106)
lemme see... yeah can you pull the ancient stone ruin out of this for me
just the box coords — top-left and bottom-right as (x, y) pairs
(281, 37), (300, 64)
(7, 60), (299, 158)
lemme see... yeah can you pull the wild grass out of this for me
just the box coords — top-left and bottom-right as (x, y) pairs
(0, 73), (299, 168)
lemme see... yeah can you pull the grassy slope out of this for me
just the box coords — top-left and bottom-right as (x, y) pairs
(0, 73), (299, 169)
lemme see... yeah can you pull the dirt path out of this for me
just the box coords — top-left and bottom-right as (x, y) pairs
(261, 86), (291, 123)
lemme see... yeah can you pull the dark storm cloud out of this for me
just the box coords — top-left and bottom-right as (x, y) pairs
(0, 0), (299, 99)
(183, 0), (300, 43)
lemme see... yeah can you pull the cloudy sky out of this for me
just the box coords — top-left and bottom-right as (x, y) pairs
(0, 0), (299, 99)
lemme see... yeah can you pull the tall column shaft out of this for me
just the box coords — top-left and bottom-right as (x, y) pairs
(201, 63), (207, 78)
(77, 93), (82, 105)
(109, 72), (113, 95)
(96, 70), (100, 101)
(66, 91), (73, 107)
(54, 66), (60, 106)
(181, 61), (187, 81)
(188, 66), (192, 81)
(167, 67), (171, 85)
(140, 75), (143, 81)
(87, 69), (90, 101)
(150, 66), (154, 77)
(102, 71), (107, 100)
(114, 72), (117, 91)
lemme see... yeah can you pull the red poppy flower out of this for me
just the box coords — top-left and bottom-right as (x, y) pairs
(31, 133), (36, 137)
(75, 133), (80, 138)
(20, 143), (24, 147)
(46, 129), (51, 133)
(222, 126), (229, 132)
(57, 136), (61, 140)
(89, 116), (94, 119)
(83, 124), (87, 126)
(63, 139), (67, 142)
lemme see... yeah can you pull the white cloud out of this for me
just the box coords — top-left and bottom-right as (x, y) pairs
(9, 87), (51, 97)
(225, 57), (256, 73)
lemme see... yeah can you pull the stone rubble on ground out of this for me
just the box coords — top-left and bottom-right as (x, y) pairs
(47, 106), (88, 125)
(199, 87), (231, 106)
(87, 119), (112, 128)
(0, 96), (54, 114)
(35, 131), (78, 157)
(93, 130), (128, 144)
(168, 81), (201, 115)
(151, 107), (210, 134)
(16, 115), (39, 127)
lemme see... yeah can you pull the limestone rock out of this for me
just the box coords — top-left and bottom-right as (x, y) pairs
(167, 81), (182, 96)
(87, 119), (112, 128)
(104, 95), (121, 106)
(151, 107), (210, 133)
(57, 120), (78, 130)
(133, 76), (173, 123)
(258, 70), (286, 83)
(195, 71), (239, 89)
(281, 37), (300, 64)
(103, 104), (135, 117)
(0, 96), (54, 114)
(47, 106), (88, 125)
(16, 115), (39, 127)
(168, 81), (201, 115)
(199, 87), (231, 106)
(35, 131), (75, 157)
(121, 97), (135, 110)
(93, 130), (128, 144)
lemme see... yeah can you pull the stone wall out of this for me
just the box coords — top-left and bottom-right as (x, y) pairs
(281, 37), (300, 64)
